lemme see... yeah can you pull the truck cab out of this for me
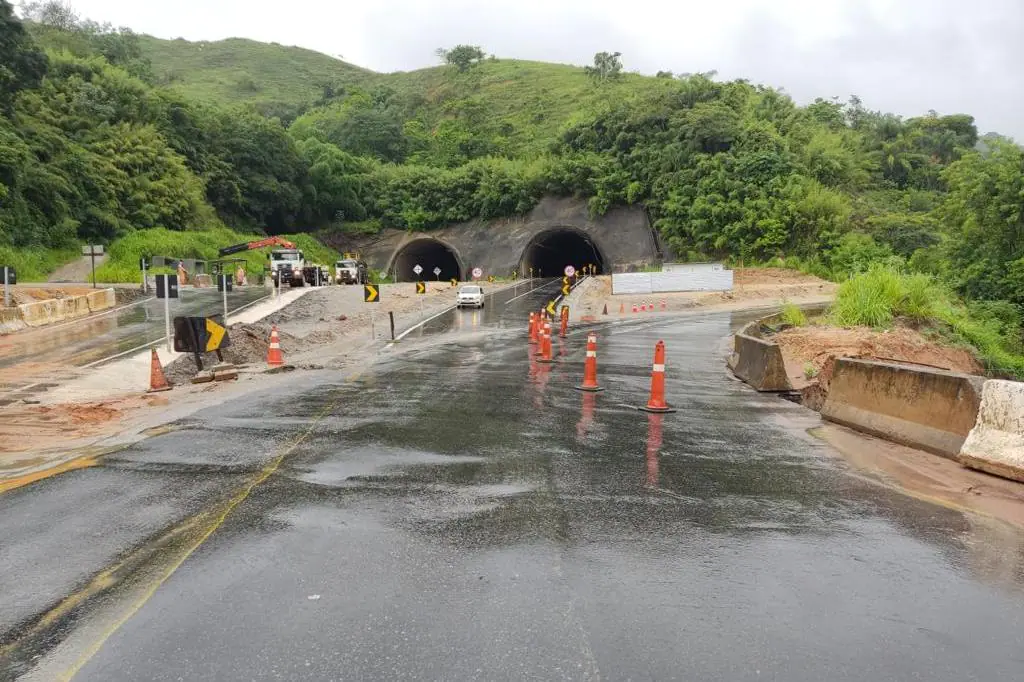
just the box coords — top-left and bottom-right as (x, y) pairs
(335, 257), (368, 285)
(270, 248), (306, 287)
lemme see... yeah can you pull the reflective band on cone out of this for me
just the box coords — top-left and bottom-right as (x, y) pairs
(638, 340), (676, 413)
(267, 324), (285, 367)
(575, 333), (603, 392)
(538, 320), (555, 364)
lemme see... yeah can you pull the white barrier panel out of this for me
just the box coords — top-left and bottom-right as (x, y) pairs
(612, 268), (733, 295)
(662, 262), (726, 273)
(611, 272), (653, 295)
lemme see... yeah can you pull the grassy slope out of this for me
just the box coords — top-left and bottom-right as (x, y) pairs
(138, 36), (675, 153)
(139, 35), (378, 107)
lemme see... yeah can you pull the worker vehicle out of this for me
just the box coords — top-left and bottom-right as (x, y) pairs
(335, 255), (368, 285)
(456, 284), (485, 309)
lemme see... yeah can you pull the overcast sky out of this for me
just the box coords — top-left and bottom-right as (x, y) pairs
(56, 0), (1024, 138)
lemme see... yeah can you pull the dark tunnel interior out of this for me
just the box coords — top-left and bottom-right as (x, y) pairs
(393, 239), (462, 281)
(520, 229), (605, 278)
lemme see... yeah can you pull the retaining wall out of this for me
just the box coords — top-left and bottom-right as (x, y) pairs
(728, 320), (793, 392)
(821, 358), (985, 458)
(959, 380), (1024, 482)
(1, 288), (117, 334)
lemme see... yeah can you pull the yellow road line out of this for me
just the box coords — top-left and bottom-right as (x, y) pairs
(0, 371), (362, 680)
(0, 456), (98, 495)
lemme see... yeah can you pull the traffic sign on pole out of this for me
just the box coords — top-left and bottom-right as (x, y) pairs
(472, 267), (483, 280)
(564, 265), (575, 278)
(433, 266), (442, 280)
(413, 264), (423, 275)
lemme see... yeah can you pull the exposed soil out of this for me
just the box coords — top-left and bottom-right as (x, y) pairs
(571, 269), (836, 320)
(1, 286), (96, 308)
(773, 324), (983, 391)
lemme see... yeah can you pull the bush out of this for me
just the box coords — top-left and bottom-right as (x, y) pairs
(0, 246), (80, 282)
(780, 302), (807, 327)
(829, 265), (904, 328)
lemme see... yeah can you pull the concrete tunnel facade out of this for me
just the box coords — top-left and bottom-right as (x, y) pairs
(353, 197), (663, 281)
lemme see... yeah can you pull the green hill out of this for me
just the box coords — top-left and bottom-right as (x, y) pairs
(139, 35), (377, 115)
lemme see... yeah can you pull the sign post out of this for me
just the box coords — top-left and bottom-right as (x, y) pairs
(2, 266), (15, 308)
(217, 274), (233, 322)
(413, 264), (423, 278)
(433, 266), (441, 281)
(140, 258), (149, 293)
(83, 244), (104, 289)
(472, 267), (483, 281)
(155, 274), (179, 353)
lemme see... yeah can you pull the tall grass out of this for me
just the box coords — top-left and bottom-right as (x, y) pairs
(779, 302), (808, 327)
(92, 228), (339, 283)
(829, 265), (1024, 378)
(0, 245), (80, 282)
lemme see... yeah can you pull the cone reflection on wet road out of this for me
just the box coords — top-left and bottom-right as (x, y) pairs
(576, 390), (597, 442)
(646, 412), (663, 488)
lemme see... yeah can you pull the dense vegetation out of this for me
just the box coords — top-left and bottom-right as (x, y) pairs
(2, 1), (1024, 373)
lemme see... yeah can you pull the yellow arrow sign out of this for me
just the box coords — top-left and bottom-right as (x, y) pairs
(205, 317), (226, 352)
(364, 284), (379, 302)
(546, 300), (556, 316)
(561, 285), (570, 296)
(416, 281), (425, 294)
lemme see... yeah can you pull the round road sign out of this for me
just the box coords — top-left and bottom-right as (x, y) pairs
(413, 264), (423, 275)
(564, 265), (576, 277)
(472, 267), (483, 279)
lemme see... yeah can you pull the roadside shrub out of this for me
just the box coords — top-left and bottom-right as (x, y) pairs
(829, 265), (903, 328)
(780, 302), (807, 327)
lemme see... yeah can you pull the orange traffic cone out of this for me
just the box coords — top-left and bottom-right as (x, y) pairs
(602, 304), (608, 315)
(648, 301), (654, 313)
(661, 299), (667, 311)
(147, 348), (172, 392)
(535, 315), (546, 357)
(619, 302), (625, 314)
(538, 319), (554, 363)
(575, 333), (603, 392)
(632, 303), (638, 313)
(638, 340), (676, 413)
(559, 307), (569, 338)
(267, 325), (284, 367)
(528, 312), (538, 343)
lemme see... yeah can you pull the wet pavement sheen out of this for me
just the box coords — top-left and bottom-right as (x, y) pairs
(4, 284), (1024, 680)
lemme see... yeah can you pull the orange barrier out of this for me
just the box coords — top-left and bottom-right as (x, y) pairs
(638, 340), (676, 413)
(147, 349), (172, 392)
(575, 333), (603, 392)
(267, 325), (284, 367)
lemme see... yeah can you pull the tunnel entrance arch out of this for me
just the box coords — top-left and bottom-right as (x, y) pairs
(519, 227), (606, 278)
(390, 238), (463, 282)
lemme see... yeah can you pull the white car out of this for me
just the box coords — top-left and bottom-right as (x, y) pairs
(456, 284), (485, 308)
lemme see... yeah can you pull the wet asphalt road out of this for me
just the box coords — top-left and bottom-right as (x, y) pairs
(0, 286), (269, 396)
(3, 284), (1024, 680)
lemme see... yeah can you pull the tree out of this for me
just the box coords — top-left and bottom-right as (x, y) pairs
(436, 45), (486, 72)
(0, 0), (48, 112)
(21, 0), (78, 30)
(584, 51), (623, 83)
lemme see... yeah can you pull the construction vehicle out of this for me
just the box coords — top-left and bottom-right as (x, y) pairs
(217, 236), (327, 287)
(334, 253), (369, 285)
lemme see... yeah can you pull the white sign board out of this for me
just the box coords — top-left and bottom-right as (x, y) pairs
(413, 264), (423, 275)
(612, 265), (733, 295)
(564, 265), (576, 277)
(433, 267), (442, 276)
(472, 267), (483, 279)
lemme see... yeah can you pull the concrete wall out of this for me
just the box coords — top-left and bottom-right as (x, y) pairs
(959, 380), (1024, 482)
(1, 288), (117, 334)
(612, 266), (733, 295)
(728, 320), (793, 392)
(821, 358), (985, 458)
(346, 197), (658, 277)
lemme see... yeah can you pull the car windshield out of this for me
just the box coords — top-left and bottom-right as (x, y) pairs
(337, 260), (357, 268)
(459, 286), (481, 294)
(272, 252), (300, 261)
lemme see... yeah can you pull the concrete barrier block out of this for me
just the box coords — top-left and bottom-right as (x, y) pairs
(728, 322), (792, 391)
(821, 358), (984, 458)
(193, 274), (213, 288)
(959, 380), (1024, 483)
(61, 295), (92, 320)
(0, 307), (26, 335)
(86, 288), (116, 313)
(18, 299), (66, 327)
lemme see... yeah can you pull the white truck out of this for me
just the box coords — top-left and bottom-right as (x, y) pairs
(269, 248), (307, 287)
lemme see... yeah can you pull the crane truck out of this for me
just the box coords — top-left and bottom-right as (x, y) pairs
(217, 237), (329, 287)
